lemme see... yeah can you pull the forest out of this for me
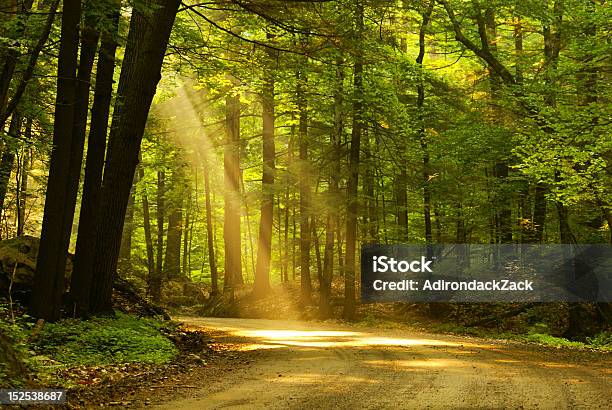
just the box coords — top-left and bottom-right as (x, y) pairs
(0, 0), (610, 407)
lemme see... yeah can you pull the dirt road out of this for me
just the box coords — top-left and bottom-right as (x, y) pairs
(156, 317), (611, 409)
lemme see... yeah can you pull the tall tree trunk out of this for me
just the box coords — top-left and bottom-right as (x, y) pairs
(0, 113), (21, 219)
(254, 49), (276, 298)
(278, 196), (284, 282)
(514, 16), (523, 83)
(395, 168), (408, 241)
(343, 1), (364, 320)
(16, 122), (30, 237)
(153, 170), (165, 302)
(483, 8), (512, 244)
(417, 2), (434, 258)
(321, 56), (344, 318)
(163, 165), (185, 280)
(182, 187), (191, 277)
(495, 162), (513, 243)
(542, 4), (573, 246)
(240, 172), (254, 284)
(204, 157), (218, 295)
(31, 0), (82, 321)
(163, 204), (183, 280)
(556, 200), (575, 244)
(533, 183), (547, 243)
(119, 174), (138, 271)
(139, 162), (155, 295)
(312, 216), (323, 289)
(433, 204), (442, 244)
(455, 201), (469, 269)
(88, 0), (180, 314)
(364, 133), (377, 242)
(223, 86), (242, 297)
(283, 188), (290, 282)
(70, 1), (120, 317)
(297, 70), (311, 304)
(518, 183), (531, 243)
(62, 6), (100, 250)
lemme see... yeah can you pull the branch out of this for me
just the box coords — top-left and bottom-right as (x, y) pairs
(181, 1), (307, 56)
(438, 0), (515, 85)
(229, 0), (331, 38)
(0, 0), (60, 127)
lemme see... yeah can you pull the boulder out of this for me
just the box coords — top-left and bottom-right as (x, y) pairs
(0, 236), (72, 302)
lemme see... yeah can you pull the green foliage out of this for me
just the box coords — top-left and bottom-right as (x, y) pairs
(433, 319), (611, 351)
(0, 305), (36, 387)
(524, 333), (587, 349)
(586, 332), (612, 350)
(33, 313), (177, 365)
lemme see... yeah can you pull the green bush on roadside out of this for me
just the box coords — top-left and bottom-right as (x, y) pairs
(33, 312), (178, 365)
(586, 332), (612, 349)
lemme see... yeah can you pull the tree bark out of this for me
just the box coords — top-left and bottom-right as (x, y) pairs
(71, 0), (120, 318)
(153, 170), (165, 302)
(31, 0), (82, 321)
(321, 56), (343, 318)
(223, 87), (242, 297)
(343, 1), (364, 320)
(163, 164), (185, 280)
(395, 168), (408, 241)
(0, 113), (21, 220)
(364, 132), (377, 242)
(204, 156), (218, 295)
(182, 187), (191, 277)
(494, 162), (513, 243)
(254, 49), (276, 298)
(62, 7), (100, 251)
(119, 173), (138, 270)
(297, 70), (311, 304)
(16, 121), (30, 237)
(138, 162), (155, 295)
(533, 183), (547, 243)
(88, 0), (181, 314)
(417, 2), (434, 258)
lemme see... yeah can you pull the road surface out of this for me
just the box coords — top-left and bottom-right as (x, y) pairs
(156, 317), (612, 409)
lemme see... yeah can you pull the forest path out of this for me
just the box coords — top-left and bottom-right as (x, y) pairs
(156, 317), (612, 409)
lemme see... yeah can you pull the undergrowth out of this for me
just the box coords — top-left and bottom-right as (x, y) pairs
(433, 322), (612, 351)
(33, 312), (178, 365)
(0, 306), (178, 387)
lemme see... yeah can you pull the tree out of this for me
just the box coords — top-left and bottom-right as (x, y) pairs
(253, 43), (277, 298)
(71, 0), (120, 318)
(31, 0), (82, 321)
(343, 1), (364, 321)
(88, 0), (181, 314)
(297, 68), (312, 304)
(223, 86), (242, 298)
(0, 113), (22, 220)
(163, 161), (186, 280)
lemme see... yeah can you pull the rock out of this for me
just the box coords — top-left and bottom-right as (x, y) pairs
(0, 236), (73, 302)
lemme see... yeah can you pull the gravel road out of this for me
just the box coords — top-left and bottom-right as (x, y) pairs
(155, 317), (611, 409)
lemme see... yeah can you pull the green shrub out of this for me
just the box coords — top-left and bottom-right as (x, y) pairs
(524, 333), (587, 349)
(0, 305), (34, 387)
(586, 332), (612, 350)
(34, 313), (177, 365)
